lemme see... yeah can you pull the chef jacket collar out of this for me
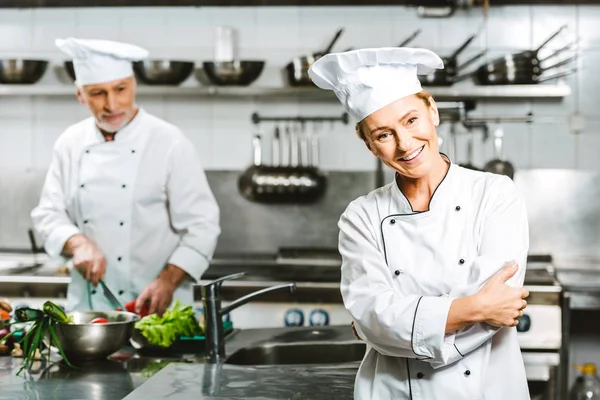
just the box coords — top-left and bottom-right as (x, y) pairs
(391, 153), (458, 214)
(91, 108), (145, 144)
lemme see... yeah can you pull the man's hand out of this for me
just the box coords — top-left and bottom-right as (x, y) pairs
(135, 264), (189, 316)
(474, 263), (529, 327)
(64, 234), (106, 286)
(135, 278), (175, 317)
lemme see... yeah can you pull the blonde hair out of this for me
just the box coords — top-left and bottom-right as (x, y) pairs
(354, 90), (433, 142)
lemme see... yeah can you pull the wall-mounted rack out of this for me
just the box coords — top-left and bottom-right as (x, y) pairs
(0, 84), (571, 101)
(251, 112), (350, 125)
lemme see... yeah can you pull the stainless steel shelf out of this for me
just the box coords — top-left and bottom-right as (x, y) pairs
(0, 84), (572, 100)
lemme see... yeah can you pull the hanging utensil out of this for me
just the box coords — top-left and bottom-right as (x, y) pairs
(398, 29), (422, 47)
(272, 126), (280, 167)
(460, 128), (481, 171)
(484, 126), (515, 180)
(285, 28), (344, 86)
(299, 123), (309, 167)
(311, 122), (320, 168)
(238, 132), (327, 204)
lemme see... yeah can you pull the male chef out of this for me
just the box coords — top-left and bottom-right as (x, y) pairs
(31, 37), (221, 316)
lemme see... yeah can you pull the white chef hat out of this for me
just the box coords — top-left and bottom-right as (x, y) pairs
(55, 37), (149, 86)
(308, 47), (444, 121)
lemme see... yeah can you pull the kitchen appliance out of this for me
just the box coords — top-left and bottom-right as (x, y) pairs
(0, 59), (48, 84)
(520, 254), (563, 400)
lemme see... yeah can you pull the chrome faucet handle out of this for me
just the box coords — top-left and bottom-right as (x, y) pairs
(202, 272), (246, 299)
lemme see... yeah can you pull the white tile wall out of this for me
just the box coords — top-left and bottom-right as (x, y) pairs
(0, 5), (597, 172)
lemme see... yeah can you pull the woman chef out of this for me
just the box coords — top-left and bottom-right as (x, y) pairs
(308, 48), (531, 400)
(31, 38), (220, 316)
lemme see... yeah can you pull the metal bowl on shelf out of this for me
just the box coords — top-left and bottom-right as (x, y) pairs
(133, 60), (194, 85)
(64, 61), (75, 81)
(0, 59), (48, 84)
(53, 311), (139, 361)
(198, 60), (265, 86)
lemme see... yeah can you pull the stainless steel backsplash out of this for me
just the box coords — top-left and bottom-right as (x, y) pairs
(0, 169), (375, 254)
(2, 168), (599, 263)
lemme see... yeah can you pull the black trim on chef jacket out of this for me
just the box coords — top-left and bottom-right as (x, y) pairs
(380, 158), (452, 266)
(411, 296), (427, 358)
(370, 155), (454, 397)
(454, 343), (464, 357)
(406, 359), (413, 399)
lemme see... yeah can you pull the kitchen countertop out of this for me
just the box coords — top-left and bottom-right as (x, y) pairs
(0, 347), (181, 400)
(0, 326), (360, 400)
(122, 362), (356, 400)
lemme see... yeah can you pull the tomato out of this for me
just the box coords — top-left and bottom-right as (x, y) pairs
(90, 317), (109, 324)
(122, 300), (150, 318)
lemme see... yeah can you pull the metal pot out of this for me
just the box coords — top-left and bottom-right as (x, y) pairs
(284, 28), (344, 87)
(238, 134), (327, 204)
(419, 34), (486, 86)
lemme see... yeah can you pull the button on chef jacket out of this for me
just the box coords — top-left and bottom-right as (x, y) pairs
(339, 160), (530, 400)
(31, 109), (221, 312)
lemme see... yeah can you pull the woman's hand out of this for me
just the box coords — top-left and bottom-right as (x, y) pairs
(474, 263), (529, 327)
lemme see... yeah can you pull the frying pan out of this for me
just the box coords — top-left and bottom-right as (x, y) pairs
(472, 56), (577, 85)
(480, 25), (568, 73)
(238, 135), (327, 204)
(285, 28), (343, 87)
(471, 25), (576, 85)
(419, 34), (486, 86)
(483, 126), (515, 180)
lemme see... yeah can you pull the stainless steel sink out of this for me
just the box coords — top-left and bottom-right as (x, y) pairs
(225, 341), (365, 366)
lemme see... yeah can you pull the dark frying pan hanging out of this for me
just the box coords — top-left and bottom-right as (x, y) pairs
(419, 34), (486, 86)
(470, 25), (569, 82)
(473, 55), (577, 85)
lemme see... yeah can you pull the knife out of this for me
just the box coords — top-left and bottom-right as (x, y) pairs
(99, 280), (124, 311)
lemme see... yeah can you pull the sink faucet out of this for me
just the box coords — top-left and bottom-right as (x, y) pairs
(202, 272), (296, 363)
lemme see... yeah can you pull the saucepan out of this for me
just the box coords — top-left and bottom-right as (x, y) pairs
(238, 133), (327, 204)
(284, 28), (344, 87)
(419, 33), (486, 87)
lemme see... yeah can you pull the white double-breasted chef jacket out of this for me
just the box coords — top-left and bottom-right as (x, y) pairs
(339, 159), (530, 400)
(31, 109), (221, 312)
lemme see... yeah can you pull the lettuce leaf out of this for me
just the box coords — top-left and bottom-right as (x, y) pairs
(134, 300), (201, 348)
